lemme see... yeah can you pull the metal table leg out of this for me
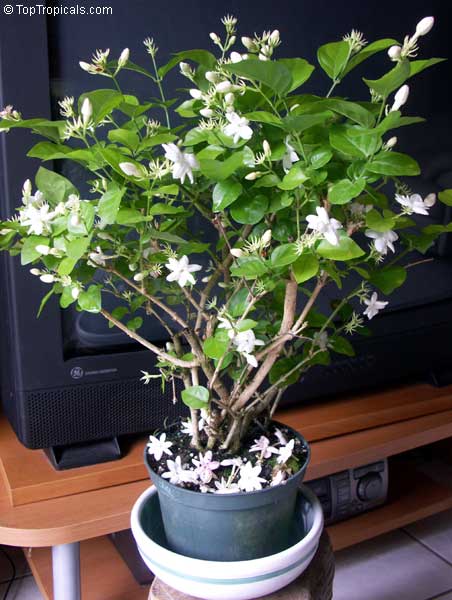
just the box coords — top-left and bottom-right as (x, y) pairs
(51, 542), (81, 600)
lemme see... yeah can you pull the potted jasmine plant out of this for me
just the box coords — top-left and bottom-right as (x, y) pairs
(0, 12), (449, 586)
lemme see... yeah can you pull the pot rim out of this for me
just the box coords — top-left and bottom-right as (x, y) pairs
(144, 419), (311, 499)
(131, 483), (323, 575)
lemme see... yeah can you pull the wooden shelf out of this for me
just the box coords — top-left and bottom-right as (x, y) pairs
(27, 535), (149, 600)
(328, 458), (452, 551)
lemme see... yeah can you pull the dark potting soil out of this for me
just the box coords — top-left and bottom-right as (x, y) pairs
(146, 420), (309, 491)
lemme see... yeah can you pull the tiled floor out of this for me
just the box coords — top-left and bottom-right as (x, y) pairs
(1, 509), (452, 599)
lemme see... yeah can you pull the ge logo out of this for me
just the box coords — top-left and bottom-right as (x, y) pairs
(70, 367), (84, 380)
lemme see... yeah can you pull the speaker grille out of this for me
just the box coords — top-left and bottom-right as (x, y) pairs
(22, 378), (187, 448)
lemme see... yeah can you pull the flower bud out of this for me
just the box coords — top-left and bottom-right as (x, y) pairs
(388, 45), (402, 60)
(35, 244), (50, 255)
(258, 53), (269, 61)
(189, 89), (203, 100)
(263, 140), (271, 156)
(229, 36), (236, 46)
(128, 263), (137, 271)
(385, 136), (398, 149)
(245, 171), (260, 181)
(215, 81), (233, 93)
(70, 213), (80, 227)
(79, 61), (92, 73)
(224, 92), (235, 105)
(424, 192), (436, 207)
(22, 179), (32, 198)
(390, 84), (410, 112)
(241, 37), (258, 52)
(40, 274), (55, 283)
(262, 229), (272, 245)
(415, 16), (434, 37)
(204, 72), (219, 85)
(133, 272), (146, 282)
(119, 162), (143, 177)
(270, 29), (280, 44)
(30, 268), (41, 276)
(179, 62), (191, 76)
(209, 32), (221, 44)
(71, 287), (81, 300)
(81, 98), (93, 125)
(200, 108), (214, 118)
(118, 48), (130, 68)
(230, 248), (244, 258)
(230, 51), (243, 63)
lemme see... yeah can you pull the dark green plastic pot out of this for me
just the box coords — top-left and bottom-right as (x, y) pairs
(144, 421), (310, 562)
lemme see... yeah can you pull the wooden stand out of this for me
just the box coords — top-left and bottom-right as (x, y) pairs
(0, 382), (451, 599)
(149, 531), (334, 600)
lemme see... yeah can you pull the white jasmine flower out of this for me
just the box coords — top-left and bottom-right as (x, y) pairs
(80, 98), (93, 125)
(238, 462), (266, 492)
(349, 202), (373, 216)
(223, 111), (253, 143)
(233, 329), (265, 368)
(390, 85), (409, 112)
(365, 229), (398, 255)
(274, 428), (288, 446)
(224, 92), (235, 105)
(363, 292), (388, 320)
(395, 193), (433, 215)
(19, 203), (55, 235)
(22, 188), (45, 207)
(250, 435), (278, 459)
(220, 457), (243, 468)
(162, 456), (193, 485)
(165, 255), (202, 287)
(306, 206), (342, 246)
(162, 143), (199, 184)
(270, 470), (287, 487)
(415, 16), (434, 37)
(277, 439), (295, 465)
(147, 433), (173, 462)
(217, 316), (236, 339)
(119, 162), (143, 178)
(214, 478), (240, 494)
(241, 37), (258, 52)
(192, 451), (220, 484)
(230, 51), (244, 63)
(88, 246), (108, 267)
(282, 137), (299, 172)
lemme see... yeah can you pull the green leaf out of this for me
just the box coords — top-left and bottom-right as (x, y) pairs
(148, 203), (186, 216)
(317, 235), (365, 261)
(181, 385), (209, 409)
(270, 243), (298, 268)
(230, 256), (269, 279)
(37, 288), (55, 317)
(27, 141), (72, 161)
(409, 58), (446, 77)
(377, 111), (425, 134)
(66, 237), (91, 261)
(111, 306), (128, 323)
(283, 111), (332, 133)
(158, 49), (216, 78)
(235, 319), (258, 332)
(184, 127), (210, 146)
(278, 166), (309, 190)
(60, 286), (77, 309)
(328, 178), (366, 205)
(212, 180), (242, 211)
(35, 167), (77, 205)
(21, 236), (48, 265)
(330, 125), (380, 158)
(369, 266), (407, 294)
(223, 59), (292, 95)
(322, 99), (375, 128)
(78, 285), (102, 314)
(292, 254), (319, 283)
(317, 41), (350, 80)
(365, 209), (396, 232)
(203, 336), (230, 360)
(116, 209), (144, 225)
(230, 194), (268, 225)
(98, 183), (125, 225)
(331, 336), (355, 357)
(199, 149), (253, 181)
(363, 60), (410, 96)
(57, 257), (78, 276)
(269, 357), (302, 386)
(126, 317), (143, 332)
(439, 190), (452, 206)
(278, 58), (315, 91)
(229, 288), (250, 317)
(310, 148), (333, 169)
(367, 151), (420, 176)
(245, 111), (283, 127)
(79, 89), (124, 123)
(108, 128), (140, 151)
(343, 39), (397, 75)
